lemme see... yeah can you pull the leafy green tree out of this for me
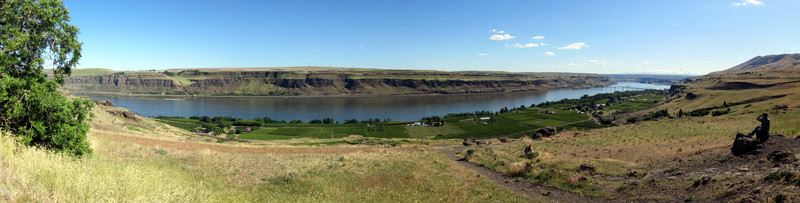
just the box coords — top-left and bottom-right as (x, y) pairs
(1, 0), (93, 156)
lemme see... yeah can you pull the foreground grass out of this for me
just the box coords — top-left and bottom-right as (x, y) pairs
(0, 130), (529, 202)
(462, 107), (800, 199)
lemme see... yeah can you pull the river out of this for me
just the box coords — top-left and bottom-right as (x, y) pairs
(75, 82), (670, 122)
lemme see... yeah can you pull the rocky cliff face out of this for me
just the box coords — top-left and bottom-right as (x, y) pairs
(63, 69), (612, 96)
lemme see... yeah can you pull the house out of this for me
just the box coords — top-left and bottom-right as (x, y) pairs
(479, 117), (491, 121)
(244, 127), (252, 132)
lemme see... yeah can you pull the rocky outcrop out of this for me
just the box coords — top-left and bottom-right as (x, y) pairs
(531, 127), (557, 139)
(63, 69), (613, 96)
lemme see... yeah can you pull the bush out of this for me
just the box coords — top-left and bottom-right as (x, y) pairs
(525, 151), (539, 159)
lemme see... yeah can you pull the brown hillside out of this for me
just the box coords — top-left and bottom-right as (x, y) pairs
(711, 54), (800, 75)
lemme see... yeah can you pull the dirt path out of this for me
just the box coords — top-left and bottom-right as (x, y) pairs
(436, 145), (614, 203)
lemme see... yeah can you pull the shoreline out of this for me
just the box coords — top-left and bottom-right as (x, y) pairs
(66, 85), (614, 99)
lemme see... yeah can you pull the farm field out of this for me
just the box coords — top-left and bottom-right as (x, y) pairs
(153, 91), (666, 141)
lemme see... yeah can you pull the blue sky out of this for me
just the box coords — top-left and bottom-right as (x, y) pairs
(64, 0), (800, 74)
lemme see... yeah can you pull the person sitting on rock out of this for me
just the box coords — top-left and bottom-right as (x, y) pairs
(747, 113), (770, 142)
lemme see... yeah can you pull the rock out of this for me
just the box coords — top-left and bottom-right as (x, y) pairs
(579, 164), (595, 172)
(525, 163), (534, 172)
(463, 138), (477, 146)
(476, 140), (487, 145)
(524, 145), (533, 154)
(534, 127), (558, 138)
(93, 100), (114, 107)
(731, 133), (761, 156)
(768, 151), (795, 165)
(775, 193), (787, 203)
(498, 137), (509, 142)
(107, 109), (141, 121)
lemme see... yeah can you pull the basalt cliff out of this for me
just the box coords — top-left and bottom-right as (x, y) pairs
(62, 67), (612, 96)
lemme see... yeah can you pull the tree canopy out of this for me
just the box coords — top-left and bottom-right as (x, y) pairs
(1, 0), (93, 156)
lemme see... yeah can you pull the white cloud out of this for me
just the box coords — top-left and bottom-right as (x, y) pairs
(732, 0), (764, 6)
(539, 43), (548, 46)
(558, 43), (588, 50)
(544, 51), (555, 56)
(531, 36), (545, 40)
(641, 61), (649, 64)
(491, 29), (497, 32)
(588, 59), (608, 66)
(497, 30), (505, 34)
(567, 63), (584, 69)
(509, 43), (539, 48)
(478, 53), (488, 56)
(490, 34), (516, 40)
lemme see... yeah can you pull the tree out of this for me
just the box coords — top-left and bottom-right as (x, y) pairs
(1, 0), (93, 156)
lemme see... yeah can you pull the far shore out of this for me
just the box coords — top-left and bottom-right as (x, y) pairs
(65, 85), (615, 99)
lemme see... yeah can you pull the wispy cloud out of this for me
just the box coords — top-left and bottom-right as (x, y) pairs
(508, 43), (539, 48)
(497, 30), (505, 34)
(491, 29), (497, 32)
(558, 43), (588, 50)
(588, 59), (608, 66)
(544, 51), (555, 56)
(732, 0), (764, 6)
(567, 63), (584, 69)
(478, 53), (488, 56)
(490, 34), (516, 40)
(531, 36), (545, 40)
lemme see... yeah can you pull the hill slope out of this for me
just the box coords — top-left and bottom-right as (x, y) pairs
(711, 54), (800, 75)
(61, 67), (612, 96)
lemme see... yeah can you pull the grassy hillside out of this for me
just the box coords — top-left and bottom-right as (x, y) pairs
(0, 103), (530, 202)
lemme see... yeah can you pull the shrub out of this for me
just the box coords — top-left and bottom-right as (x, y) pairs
(525, 151), (539, 159)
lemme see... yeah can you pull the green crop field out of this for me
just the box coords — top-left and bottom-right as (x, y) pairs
(236, 128), (299, 140)
(270, 125), (409, 139)
(154, 118), (203, 132)
(438, 108), (590, 139)
(405, 125), (466, 138)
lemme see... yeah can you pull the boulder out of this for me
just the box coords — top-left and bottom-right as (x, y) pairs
(463, 138), (477, 146)
(768, 151), (795, 165)
(732, 133), (761, 156)
(537, 127), (557, 137)
(579, 164), (595, 172)
(498, 137), (509, 142)
(524, 145), (533, 154)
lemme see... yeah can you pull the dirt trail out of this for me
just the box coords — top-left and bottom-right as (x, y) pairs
(95, 131), (397, 155)
(436, 145), (615, 203)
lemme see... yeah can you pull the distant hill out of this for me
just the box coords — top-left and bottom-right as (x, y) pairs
(62, 67), (612, 96)
(711, 54), (800, 75)
(605, 74), (695, 84)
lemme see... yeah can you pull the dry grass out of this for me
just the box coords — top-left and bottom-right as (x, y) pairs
(0, 105), (529, 202)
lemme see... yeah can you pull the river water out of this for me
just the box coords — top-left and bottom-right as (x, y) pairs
(75, 82), (670, 122)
